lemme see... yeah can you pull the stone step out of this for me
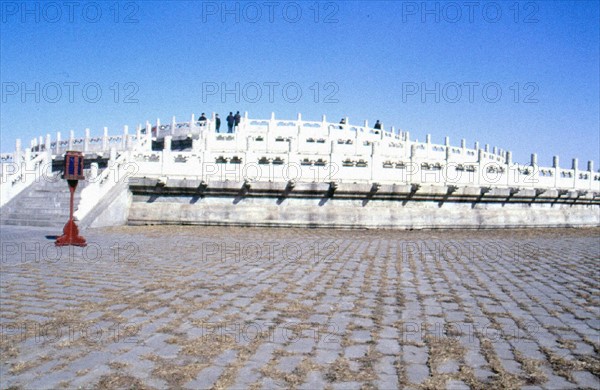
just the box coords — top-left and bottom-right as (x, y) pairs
(21, 189), (81, 195)
(0, 172), (95, 227)
(0, 218), (65, 228)
(8, 195), (81, 207)
(8, 196), (80, 203)
(2, 207), (69, 218)
(2, 212), (71, 221)
(8, 203), (79, 211)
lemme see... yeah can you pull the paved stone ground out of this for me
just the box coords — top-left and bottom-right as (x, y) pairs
(1, 225), (598, 390)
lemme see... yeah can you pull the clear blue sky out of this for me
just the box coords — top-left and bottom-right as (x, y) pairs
(1, 0), (598, 168)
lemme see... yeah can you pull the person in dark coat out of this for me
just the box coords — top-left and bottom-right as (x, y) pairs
(198, 113), (207, 127)
(339, 118), (346, 129)
(215, 114), (221, 132)
(226, 112), (235, 133)
(374, 120), (382, 133)
(234, 111), (241, 131)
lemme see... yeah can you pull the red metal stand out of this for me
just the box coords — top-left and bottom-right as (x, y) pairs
(56, 151), (87, 247)
(56, 179), (87, 247)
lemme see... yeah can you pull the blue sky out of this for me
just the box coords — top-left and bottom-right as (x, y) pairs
(1, 0), (598, 168)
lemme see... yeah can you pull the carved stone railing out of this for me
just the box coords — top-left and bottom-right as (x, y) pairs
(75, 150), (130, 221)
(2, 112), (599, 211)
(0, 151), (51, 207)
(74, 131), (151, 222)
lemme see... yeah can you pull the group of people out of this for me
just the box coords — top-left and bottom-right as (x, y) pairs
(198, 111), (241, 133)
(199, 113), (382, 134)
(339, 118), (382, 133)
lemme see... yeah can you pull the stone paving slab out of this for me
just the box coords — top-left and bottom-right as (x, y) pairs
(0, 225), (599, 389)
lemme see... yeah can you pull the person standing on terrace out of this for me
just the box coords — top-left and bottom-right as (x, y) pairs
(215, 114), (221, 133)
(374, 120), (382, 134)
(227, 112), (235, 133)
(198, 113), (207, 127)
(234, 111), (241, 131)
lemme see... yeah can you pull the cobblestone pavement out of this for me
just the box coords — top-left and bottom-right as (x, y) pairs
(1, 225), (598, 390)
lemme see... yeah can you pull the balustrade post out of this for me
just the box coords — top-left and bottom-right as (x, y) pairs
(24, 148), (32, 170)
(527, 153), (537, 188)
(322, 114), (328, 135)
(572, 158), (578, 189)
(297, 113), (303, 136)
(55, 132), (61, 155)
(371, 142), (378, 181)
(102, 127), (109, 152)
(135, 124), (142, 149)
(109, 147), (117, 164)
(45, 134), (51, 155)
(530, 153), (537, 166)
(268, 112), (276, 134)
(39, 136), (43, 150)
(164, 135), (172, 152)
(68, 130), (74, 150)
(108, 147), (117, 182)
(192, 138), (201, 152)
(485, 144), (489, 153)
(171, 116), (176, 136)
(409, 144), (417, 183)
(190, 113), (196, 136)
(505, 151), (513, 185)
(474, 141), (479, 150)
(84, 128), (90, 152)
(553, 156), (559, 188)
(14, 139), (22, 164)
(123, 125), (130, 150)
(145, 121), (152, 150)
(461, 139), (466, 149)
(289, 137), (298, 154)
(477, 148), (484, 186)
(90, 162), (99, 182)
(156, 118), (161, 139)
(43, 134), (51, 167)
(588, 161), (594, 190)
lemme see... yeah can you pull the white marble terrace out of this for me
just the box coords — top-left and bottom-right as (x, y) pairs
(1, 112), (598, 210)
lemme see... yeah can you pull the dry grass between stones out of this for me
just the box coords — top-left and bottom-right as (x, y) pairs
(324, 356), (377, 383)
(513, 351), (547, 385)
(541, 347), (600, 382)
(479, 338), (523, 390)
(144, 353), (205, 387)
(94, 373), (154, 390)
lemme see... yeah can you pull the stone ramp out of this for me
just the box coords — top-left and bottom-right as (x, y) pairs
(0, 173), (88, 227)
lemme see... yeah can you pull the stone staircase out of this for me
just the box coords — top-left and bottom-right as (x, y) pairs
(0, 172), (89, 227)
